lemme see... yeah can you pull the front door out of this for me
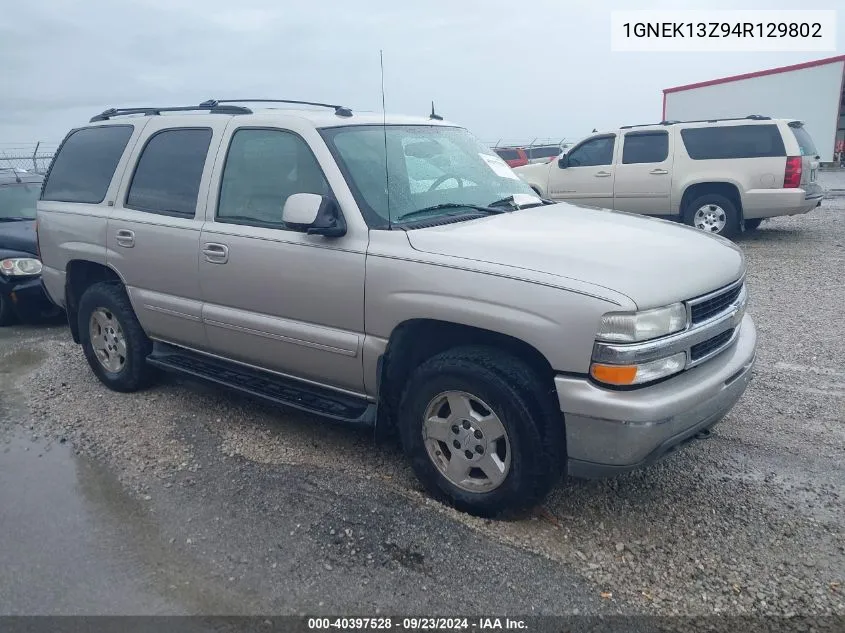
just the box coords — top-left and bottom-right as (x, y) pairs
(198, 125), (367, 394)
(546, 135), (616, 209)
(108, 117), (227, 350)
(613, 130), (674, 215)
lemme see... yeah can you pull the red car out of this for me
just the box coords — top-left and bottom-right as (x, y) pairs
(493, 146), (529, 168)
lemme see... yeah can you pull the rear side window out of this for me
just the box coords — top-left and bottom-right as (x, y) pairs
(41, 126), (133, 203)
(789, 125), (818, 156)
(622, 131), (669, 164)
(126, 128), (212, 217)
(681, 124), (785, 160)
(495, 149), (519, 160)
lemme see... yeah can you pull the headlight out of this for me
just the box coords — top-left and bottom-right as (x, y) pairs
(0, 258), (43, 277)
(591, 352), (686, 386)
(596, 303), (687, 343)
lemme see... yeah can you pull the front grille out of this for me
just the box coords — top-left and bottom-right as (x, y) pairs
(691, 328), (734, 361)
(690, 284), (742, 324)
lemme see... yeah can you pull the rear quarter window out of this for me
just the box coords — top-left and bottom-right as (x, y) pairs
(680, 124), (785, 160)
(527, 146), (562, 159)
(41, 126), (134, 203)
(789, 125), (818, 156)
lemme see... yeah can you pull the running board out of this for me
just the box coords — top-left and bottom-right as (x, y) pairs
(147, 342), (375, 426)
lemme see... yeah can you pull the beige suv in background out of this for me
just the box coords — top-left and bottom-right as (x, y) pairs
(37, 99), (757, 516)
(516, 116), (824, 238)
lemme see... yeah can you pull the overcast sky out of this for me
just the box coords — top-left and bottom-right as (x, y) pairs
(1, 0), (842, 147)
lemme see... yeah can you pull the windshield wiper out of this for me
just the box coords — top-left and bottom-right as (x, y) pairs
(395, 203), (507, 223)
(488, 195), (548, 210)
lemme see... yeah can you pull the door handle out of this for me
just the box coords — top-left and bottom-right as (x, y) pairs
(202, 242), (229, 264)
(594, 171), (612, 177)
(115, 229), (135, 248)
(649, 168), (669, 175)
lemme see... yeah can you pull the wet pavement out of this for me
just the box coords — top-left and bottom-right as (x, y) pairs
(0, 325), (614, 617)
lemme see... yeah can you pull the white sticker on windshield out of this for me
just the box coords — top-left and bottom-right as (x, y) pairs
(479, 153), (520, 180)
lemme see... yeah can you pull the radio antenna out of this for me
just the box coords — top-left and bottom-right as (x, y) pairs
(380, 50), (391, 229)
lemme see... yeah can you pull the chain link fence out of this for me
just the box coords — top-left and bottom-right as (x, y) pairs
(0, 143), (58, 174)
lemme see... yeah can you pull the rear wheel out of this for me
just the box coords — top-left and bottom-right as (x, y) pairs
(684, 193), (740, 239)
(78, 282), (155, 392)
(398, 346), (562, 517)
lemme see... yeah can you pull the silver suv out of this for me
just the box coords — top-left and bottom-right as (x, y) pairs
(37, 99), (757, 516)
(515, 116), (824, 238)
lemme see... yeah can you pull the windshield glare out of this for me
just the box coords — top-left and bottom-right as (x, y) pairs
(0, 182), (41, 220)
(321, 125), (540, 226)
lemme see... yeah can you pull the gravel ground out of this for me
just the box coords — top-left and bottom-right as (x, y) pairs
(8, 197), (845, 618)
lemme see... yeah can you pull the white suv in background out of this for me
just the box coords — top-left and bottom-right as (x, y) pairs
(515, 116), (824, 238)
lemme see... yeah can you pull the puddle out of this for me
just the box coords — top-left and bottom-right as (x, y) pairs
(0, 336), (247, 615)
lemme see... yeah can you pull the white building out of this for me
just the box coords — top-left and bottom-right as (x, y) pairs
(663, 55), (845, 162)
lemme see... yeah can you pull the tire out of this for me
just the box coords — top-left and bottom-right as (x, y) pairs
(684, 193), (740, 239)
(398, 346), (562, 517)
(78, 281), (155, 392)
(744, 218), (763, 231)
(0, 294), (17, 326)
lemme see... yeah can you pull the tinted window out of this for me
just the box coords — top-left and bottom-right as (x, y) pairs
(681, 124), (785, 160)
(126, 129), (212, 217)
(495, 149), (519, 160)
(789, 125), (818, 156)
(527, 146), (562, 159)
(217, 129), (330, 228)
(622, 132), (668, 164)
(567, 136), (615, 167)
(41, 126), (133, 203)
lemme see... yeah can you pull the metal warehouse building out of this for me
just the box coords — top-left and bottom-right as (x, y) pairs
(663, 55), (845, 162)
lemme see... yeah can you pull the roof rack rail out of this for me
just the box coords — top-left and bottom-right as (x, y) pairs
(209, 99), (353, 118)
(620, 114), (772, 129)
(90, 102), (252, 122)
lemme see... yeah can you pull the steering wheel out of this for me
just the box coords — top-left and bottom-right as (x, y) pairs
(427, 174), (465, 192)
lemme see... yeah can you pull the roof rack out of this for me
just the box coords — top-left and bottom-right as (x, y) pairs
(209, 99), (353, 118)
(620, 114), (772, 129)
(90, 102), (252, 122)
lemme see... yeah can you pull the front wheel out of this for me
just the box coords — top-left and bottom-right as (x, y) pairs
(684, 193), (740, 239)
(744, 218), (764, 231)
(398, 346), (562, 517)
(78, 282), (155, 392)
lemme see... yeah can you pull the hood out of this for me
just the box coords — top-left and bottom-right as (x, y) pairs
(0, 220), (38, 257)
(405, 203), (745, 309)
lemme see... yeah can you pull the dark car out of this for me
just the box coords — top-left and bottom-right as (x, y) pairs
(0, 169), (61, 325)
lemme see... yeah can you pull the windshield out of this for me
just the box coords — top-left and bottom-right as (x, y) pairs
(320, 125), (540, 227)
(0, 182), (41, 220)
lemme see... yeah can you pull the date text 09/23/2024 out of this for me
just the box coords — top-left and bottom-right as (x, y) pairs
(307, 617), (528, 630)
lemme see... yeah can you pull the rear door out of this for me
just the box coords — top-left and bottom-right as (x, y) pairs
(107, 116), (228, 350)
(546, 134), (616, 208)
(613, 130), (673, 215)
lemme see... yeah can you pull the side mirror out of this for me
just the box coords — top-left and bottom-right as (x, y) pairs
(283, 193), (347, 237)
(557, 155), (568, 169)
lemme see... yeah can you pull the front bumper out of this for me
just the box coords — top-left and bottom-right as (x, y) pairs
(0, 275), (60, 322)
(557, 313), (757, 478)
